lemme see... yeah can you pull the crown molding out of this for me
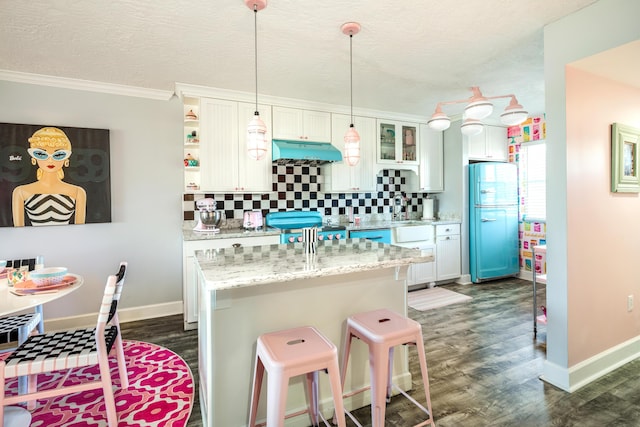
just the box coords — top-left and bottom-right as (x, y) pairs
(0, 69), (174, 101)
(174, 82), (428, 124)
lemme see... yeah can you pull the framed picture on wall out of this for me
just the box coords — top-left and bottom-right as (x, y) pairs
(611, 122), (640, 193)
(0, 123), (111, 227)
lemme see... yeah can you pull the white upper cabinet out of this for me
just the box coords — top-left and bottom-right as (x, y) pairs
(237, 102), (273, 192)
(199, 98), (272, 193)
(199, 98), (238, 192)
(272, 106), (331, 142)
(466, 125), (508, 162)
(323, 114), (376, 193)
(376, 120), (419, 167)
(417, 124), (444, 192)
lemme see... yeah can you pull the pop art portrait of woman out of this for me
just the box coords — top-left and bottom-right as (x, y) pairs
(0, 123), (111, 228)
(12, 127), (87, 226)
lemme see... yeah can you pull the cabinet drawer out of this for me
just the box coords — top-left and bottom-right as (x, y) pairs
(349, 229), (391, 244)
(436, 224), (460, 236)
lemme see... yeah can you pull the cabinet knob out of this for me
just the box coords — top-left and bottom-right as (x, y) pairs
(232, 243), (242, 248)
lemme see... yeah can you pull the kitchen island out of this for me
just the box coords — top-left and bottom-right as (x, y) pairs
(195, 239), (433, 427)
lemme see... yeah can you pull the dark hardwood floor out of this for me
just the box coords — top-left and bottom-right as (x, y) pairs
(121, 278), (640, 426)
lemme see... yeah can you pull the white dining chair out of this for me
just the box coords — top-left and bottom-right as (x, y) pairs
(0, 262), (129, 427)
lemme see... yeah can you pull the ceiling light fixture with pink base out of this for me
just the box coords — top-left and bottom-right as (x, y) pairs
(427, 86), (528, 134)
(342, 22), (361, 167)
(245, 0), (268, 160)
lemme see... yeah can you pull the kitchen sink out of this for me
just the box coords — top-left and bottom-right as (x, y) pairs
(393, 223), (435, 244)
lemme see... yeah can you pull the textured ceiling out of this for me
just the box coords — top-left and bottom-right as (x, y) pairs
(0, 0), (601, 120)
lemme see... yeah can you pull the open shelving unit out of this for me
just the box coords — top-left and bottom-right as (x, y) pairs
(183, 97), (200, 191)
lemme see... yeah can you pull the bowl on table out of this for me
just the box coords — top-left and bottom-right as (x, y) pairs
(30, 267), (68, 287)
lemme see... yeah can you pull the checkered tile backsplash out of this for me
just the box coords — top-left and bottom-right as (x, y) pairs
(183, 166), (428, 221)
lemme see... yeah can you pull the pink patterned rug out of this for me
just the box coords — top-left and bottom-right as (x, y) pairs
(2, 340), (194, 426)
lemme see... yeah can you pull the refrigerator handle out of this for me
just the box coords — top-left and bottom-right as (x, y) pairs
(481, 218), (497, 222)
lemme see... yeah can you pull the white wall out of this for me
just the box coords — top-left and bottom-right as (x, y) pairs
(0, 80), (184, 325)
(543, 0), (640, 391)
(440, 120), (469, 280)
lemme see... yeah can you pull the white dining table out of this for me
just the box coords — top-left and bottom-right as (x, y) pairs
(1, 273), (84, 426)
(0, 273), (84, 319)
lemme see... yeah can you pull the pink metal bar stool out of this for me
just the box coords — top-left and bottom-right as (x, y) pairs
(339, 308), (435, 427)
(248, 326), (346, 427)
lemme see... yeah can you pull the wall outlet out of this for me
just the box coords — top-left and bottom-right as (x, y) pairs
(628, 295), (634, 312)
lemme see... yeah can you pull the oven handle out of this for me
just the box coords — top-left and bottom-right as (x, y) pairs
(365, 235), (386, 240)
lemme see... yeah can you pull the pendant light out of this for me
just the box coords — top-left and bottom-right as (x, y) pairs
(464, 87), (493, 120)
(500, 96), (529, 126)
(427, 86), (528, 134)
(426, 104), (451, 131)
(460, 118), (484, 136)
(245, 0), (268, 161)
(342, 22), (361, 167)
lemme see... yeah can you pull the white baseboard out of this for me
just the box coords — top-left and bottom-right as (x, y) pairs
(455, 274), (472, 285)
(542, 335), (640, 392)
(44, 301), (183, 332)
(519, 270), (534, 281)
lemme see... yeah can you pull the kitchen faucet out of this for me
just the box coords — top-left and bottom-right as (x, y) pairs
(393, 193), (409, 221)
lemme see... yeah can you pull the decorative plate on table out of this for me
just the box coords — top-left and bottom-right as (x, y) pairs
(13, 275), (78, 293)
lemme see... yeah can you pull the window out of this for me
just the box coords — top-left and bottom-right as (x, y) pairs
(519, 142), (546, 220)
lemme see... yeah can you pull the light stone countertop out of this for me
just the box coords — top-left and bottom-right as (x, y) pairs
(183, 219), (461, 241)
(183, 222), (280, 241)
(346, 219), (461, 231)
(195, 239), (433, 291)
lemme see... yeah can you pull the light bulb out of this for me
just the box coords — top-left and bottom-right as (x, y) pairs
(465, 100), (493, 120)
(500, 97), (528, 126)
(344, 125), (360, 166)
(461, 118), (484, 136)
(427, 112), (451, 131)
(465, 86), (493, 119)
(247, 113), (268, 160)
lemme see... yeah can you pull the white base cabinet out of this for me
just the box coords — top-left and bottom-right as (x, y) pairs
(435, 224), (461, 281)
(407, 246), (437, 288)
(182, 234), (279, 329)
(392, 224), (436, 288)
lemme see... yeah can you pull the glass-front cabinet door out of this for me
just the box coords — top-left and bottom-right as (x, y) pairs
(378, 121), (397, 161)
(377, 120), (419, 165)
(401, 124), (417, 162)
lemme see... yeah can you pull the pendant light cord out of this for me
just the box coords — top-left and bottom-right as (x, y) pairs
(349, 33), (354, 126)
(253, 5), (259, 115)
